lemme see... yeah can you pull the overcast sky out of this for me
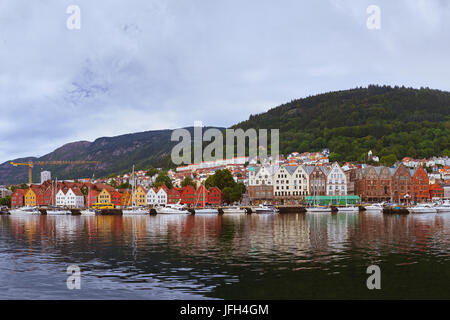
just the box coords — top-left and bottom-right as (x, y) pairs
(0, 0), (449, 163)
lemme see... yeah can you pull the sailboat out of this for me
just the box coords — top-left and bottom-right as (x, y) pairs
(81, 179), (96, 215)
(193, 186), (218, 214)
(47, 178), (71, 215)
(306, 182), (331, 213)
(122, 165), (148, 215)
(338, 193), (358, 212)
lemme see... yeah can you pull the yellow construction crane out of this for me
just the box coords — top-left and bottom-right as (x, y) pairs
(10, 160), (100, 185)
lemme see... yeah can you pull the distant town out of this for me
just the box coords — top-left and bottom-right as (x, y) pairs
(1, 149), (449, 209)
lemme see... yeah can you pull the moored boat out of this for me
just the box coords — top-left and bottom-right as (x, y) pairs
(408, 203), (437, 214)
(255, 204), (278, 214)
(221, 206), (246, 214)
(337, 206), (359, 212)
(193, 208), (219, 214)
(9, 206), (41, 215)
(435, 200), (450, 213)
(156, 203), (189, 214)
(365, 202), (384, 212)
(122, 207), (148, 215)
(306, 206), (331, 213)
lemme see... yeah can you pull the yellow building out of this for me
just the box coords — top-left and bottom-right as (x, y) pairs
(24, 188), (37, 206)
(98, 188), (112, 204)
(133, 186), (147, 206)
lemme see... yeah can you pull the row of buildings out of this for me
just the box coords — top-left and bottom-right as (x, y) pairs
(248, 162), (448, 205)
(10, 180), (222, 208)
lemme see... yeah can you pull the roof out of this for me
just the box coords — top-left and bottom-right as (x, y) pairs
(303, 165), (314, 175)
(285, 165), (297, 175)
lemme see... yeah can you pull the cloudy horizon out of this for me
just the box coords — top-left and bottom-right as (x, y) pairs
(1, 0), (450, 163)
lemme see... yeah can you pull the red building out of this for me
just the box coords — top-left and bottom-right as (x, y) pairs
(87, 189), (99, 207)
(207, 187), (222, 205)
(195, 185), (209, 207)
(42, 187), (54, 206)
(111, 191), (122, 207)
(167, 188), (181, 204)
(11, 189), (26, 208)
(35, 188), (45, 206)
(429, 184), (444, 199)
(411, 166), (429, 203)
(180, 185), (196, 205)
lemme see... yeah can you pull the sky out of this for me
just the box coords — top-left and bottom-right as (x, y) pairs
(0, 0), (450, 163)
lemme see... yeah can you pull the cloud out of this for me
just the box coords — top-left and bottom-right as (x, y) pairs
(0, 0), (449, 163)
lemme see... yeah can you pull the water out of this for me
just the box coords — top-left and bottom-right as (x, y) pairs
(0, 212), (448, 299)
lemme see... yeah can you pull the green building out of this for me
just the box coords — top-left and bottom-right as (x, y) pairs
(304, 195), (360, 206)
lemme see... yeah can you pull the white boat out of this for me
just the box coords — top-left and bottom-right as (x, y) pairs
(337, 206), (359, 212)
(9, 206), (41, 215)
(156, 203), (189, 214)
(221, 206), (246, 214)
(365, 203), (384, 211)
(193, 208), (219, 214)
(408, 203), (437, 214)
(81, 208), (96, 215)
(122, 207), (148, 215)
(46, 209), (70, 215)
(435, 200), (450, 213)
(306, 206), (331, 213)
(255, 204), (278, 214)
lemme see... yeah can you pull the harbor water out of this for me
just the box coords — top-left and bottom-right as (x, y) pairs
(0, 212), (449, 299)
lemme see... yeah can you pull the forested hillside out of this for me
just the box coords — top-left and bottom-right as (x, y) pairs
(233, 85), (450, 163)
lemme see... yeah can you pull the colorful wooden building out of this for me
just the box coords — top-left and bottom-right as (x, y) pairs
(180, 185), (196, 205)
(167, 188), (181, 204)
(207, 187), (222, 205)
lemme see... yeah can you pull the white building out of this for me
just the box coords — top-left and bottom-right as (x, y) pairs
(55, 189), (66, 207)
(41, 171), (51, 184)
(55, 188), (84, 207)
(326, 162), (347, 196)
(273, 165), (310, 198)
(146, 188), (158, 205)
(156, 187), (168, 205)
(248, 165), (277, 187)
(65, 188), (85, 208)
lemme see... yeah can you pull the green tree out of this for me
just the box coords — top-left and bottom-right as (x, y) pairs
(380, 154), (397, 166)
(205, 169), (236, 190)
(146, 168), (159, 177)
(0, 196), (11, 207)
(181, 176), (196, 188)
(154, 173), (173, 189)
(118, 182), (132, 189)
(108, 179), (117, 188)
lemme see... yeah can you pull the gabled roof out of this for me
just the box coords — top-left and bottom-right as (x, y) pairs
(284, 165), (298, 176)
(303, 165), (314, 175)
(71, 188), (84, 196)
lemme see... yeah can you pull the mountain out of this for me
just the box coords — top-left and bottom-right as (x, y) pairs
(233, 85), (450, 163)
(1, 85), (449, 185)
(0, 127), (221, 185)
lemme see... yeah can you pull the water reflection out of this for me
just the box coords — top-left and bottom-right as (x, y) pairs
(0, 212), (449, 299)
